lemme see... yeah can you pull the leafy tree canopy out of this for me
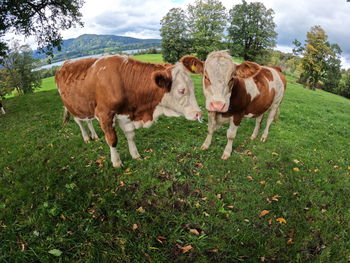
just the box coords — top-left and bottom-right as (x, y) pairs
(0, 42), (41, 96)
(160, 8), (190, 63)
(0, 0), (84, 57)
(227, 0), (277, 63)
(293, 25), (342, 90)
(187, 0), (226, 60)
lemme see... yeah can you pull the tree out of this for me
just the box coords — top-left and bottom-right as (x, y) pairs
(322, 43), (342, 93)
(227, 0), (277, 63)
(293, 26), (342, 91)
(187, 0), (226, 60)
(338, 72), (350, 98)
(0, 0), (84, 57)
(1, 42), (41, 94)
(160, 8), (190, 63)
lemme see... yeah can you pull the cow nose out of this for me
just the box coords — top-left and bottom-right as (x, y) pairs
(195, 111), (203, 122)
(209, 101), (226, 112)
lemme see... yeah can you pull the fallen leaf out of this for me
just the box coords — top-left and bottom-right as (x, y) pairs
(293, 167), (300, 172)
(49, 249), (62, 257)
(195, 162), (204, 168)
(156, 236), (167, 244)
(132, 224), (138, 230)
(247, 176), (253, 181)
(276, 217), (287, 224)
(124, 168), (132, 175)
(293, 159), (300, 164)
(96, 156), (105, 167)
(347, 166), (350, 170)
(268, 219), (272, 225)
(247, 151), (253, 156)
(314, 169), (320, 173)
(178, 244), (193, 254)
(333, 165), (339, 169)
(227, 205), (234, 209)
(259, 180), (266, 185)
(203, 212), (210, 217)
(136, 207), (145, 213)
(287, 238), (293, 244)
(189, 229), (200, 236)
(276, 180), (282, 185)
(259, 210), (270, 217)
(271, 195), (281, 201)
(216, 194), (222, 199)
(271, 152), (278, 156)
(209, 248), (219, 253)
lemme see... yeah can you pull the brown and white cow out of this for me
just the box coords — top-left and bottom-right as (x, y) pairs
(181, 50), (286, 159)
(55, 55), (202, 167)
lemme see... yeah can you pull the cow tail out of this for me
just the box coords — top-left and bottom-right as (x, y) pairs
(63, 107), (70, 125)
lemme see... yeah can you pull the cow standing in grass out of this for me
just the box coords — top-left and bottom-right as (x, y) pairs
(181, 50), (286, 159)
(55, 55), (202, 167)
(0, 101), (5, 115)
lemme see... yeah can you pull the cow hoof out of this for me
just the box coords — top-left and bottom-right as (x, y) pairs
(261, 137), (267, 142)
(250, 135), (257, 140)
(92, 136), (99, 141)
(83, 138), (91, 143)
(112, 162), (123, 168)
(221, 153), (230, 160)
(201, 144), (209, 150)
(132, 154), (141, 160)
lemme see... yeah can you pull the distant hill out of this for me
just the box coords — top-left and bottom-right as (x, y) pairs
(32, 34), (161, 63)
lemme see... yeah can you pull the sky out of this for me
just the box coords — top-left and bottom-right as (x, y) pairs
(7, 0), (350, 68)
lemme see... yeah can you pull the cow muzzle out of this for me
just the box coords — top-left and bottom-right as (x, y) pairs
(208, 101), (227, 112)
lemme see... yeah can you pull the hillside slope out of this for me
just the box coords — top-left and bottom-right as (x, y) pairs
(0, 55), (349, 262)
(33, 34), (161, 62)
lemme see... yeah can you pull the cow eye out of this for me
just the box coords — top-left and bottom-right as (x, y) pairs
(178, 89), (185, 95)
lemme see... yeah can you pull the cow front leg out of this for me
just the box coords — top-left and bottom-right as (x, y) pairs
(261, 106), (279, 142)
(221, 119), (239, 160)
(74, 117), (90, 142)
(250, 114), (264, 140)
(98, 115), (123, 167)
(118, 120), (141, 159)
(201, 112), (218, 150)
(87, 120), (99, 140)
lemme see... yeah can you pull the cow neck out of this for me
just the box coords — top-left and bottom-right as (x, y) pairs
(119, 58), (172, 123)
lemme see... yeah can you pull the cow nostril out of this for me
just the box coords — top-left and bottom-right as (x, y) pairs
(220, 103), (226, 111)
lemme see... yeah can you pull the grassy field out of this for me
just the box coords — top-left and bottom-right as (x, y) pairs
(0, 54), (350, 262)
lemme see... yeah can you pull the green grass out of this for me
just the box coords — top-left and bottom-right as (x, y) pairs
(1, 54), (350, 262)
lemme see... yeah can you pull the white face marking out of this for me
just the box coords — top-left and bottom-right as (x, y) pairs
(203, 51), (235, 111)
(157, 63), (201, 121)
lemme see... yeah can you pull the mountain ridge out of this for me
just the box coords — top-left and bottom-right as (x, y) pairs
(33, 34), (161, 63)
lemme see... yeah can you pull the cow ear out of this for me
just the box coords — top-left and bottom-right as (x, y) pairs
(152, 70), (172, 91)
(180, 55), (204, 74)
(235, 61), (261, 79)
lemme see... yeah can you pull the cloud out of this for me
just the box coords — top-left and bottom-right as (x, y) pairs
(9, 0), (349, 68)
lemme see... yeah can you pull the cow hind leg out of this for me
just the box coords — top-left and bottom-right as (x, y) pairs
(1, 107), (5, 115)
(118, 120), (141, 159)
(201, 112), (219, 150)
(98, 115), (123, 167)
(221, 118), (239, 160)
(250, 114), (264, 140)
(74, 117), (90, 142)
(261, 106), (279, 142)
(87, 120), (99, 140)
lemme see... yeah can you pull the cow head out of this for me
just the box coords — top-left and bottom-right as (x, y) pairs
(181, 51), (261, 113)
(152, 63), (202, 121)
